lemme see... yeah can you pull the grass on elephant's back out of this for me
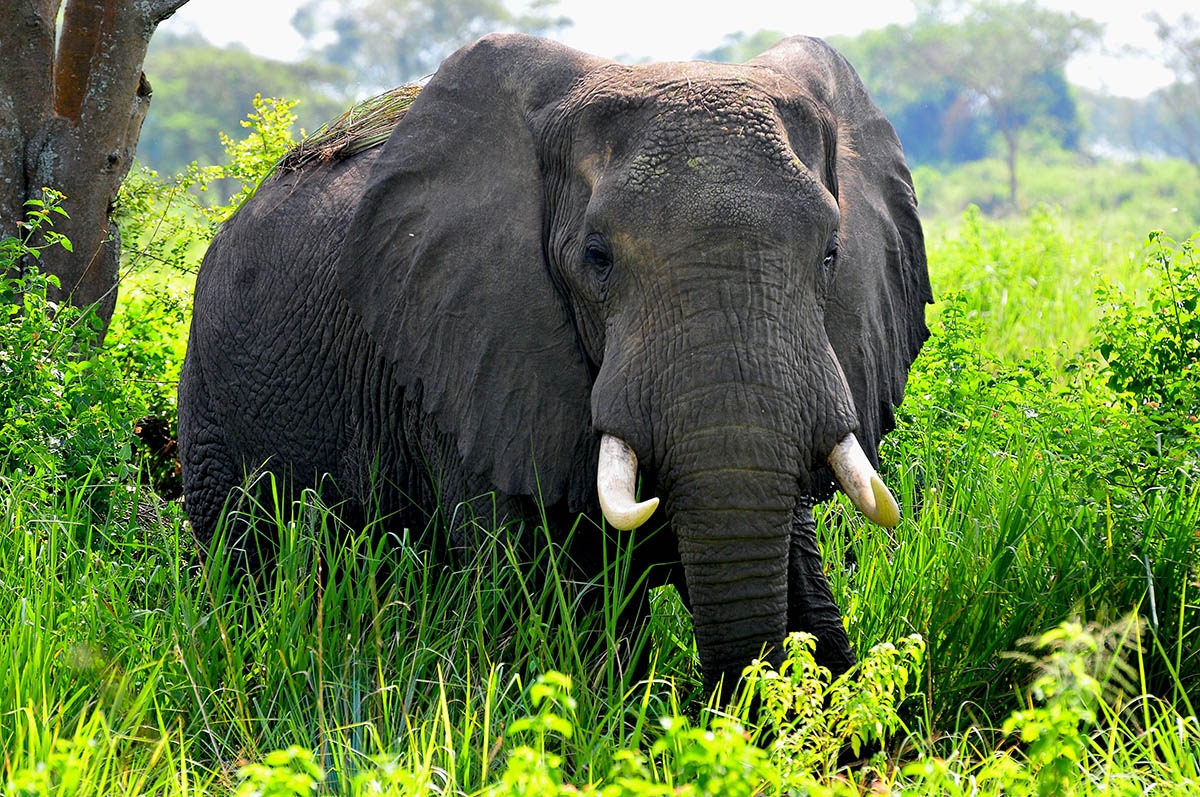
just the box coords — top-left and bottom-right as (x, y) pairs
(278, 84), (422, 173)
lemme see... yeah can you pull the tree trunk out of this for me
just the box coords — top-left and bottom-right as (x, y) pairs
(1003, 126), (1020, 210)
(0, 0), (191, 339)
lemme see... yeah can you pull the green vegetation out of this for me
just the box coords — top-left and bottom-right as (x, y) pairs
(138, 33), (351, 180)
(2, 103), (1198, 794)
(914, 153), (1200, 241)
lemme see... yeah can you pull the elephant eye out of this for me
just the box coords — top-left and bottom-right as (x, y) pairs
(821, 231), (839, 278)
(582, 233), (614, 280)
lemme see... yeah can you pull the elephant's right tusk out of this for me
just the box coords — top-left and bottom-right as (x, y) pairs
(827, 433), (901, 528)
(597, 434), (660, 530)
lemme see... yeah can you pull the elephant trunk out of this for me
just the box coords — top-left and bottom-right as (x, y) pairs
(662, 423), (800, 693)
(595, 367), (902, 691)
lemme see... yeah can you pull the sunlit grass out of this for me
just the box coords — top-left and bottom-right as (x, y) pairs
(2, 459), (1196, 793)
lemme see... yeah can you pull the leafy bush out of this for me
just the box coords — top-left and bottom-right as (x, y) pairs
(405, 637), (924, 796)
(0, 191), (136, 491)
(106, 285), (190, 415)
(115, 94), (301, 276)
(1095, 230), (1200, 449)
(902, 225), (1199, 510)
(880, 225), (1200, 722)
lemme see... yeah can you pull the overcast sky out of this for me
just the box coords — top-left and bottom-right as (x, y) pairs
(162, 0), (1192, 97)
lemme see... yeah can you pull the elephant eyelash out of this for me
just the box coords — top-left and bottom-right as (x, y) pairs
(582, 233), (614, 280)
(821, 231), (840, 277)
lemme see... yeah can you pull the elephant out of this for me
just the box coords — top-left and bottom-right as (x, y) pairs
(177, 32), (931, 696)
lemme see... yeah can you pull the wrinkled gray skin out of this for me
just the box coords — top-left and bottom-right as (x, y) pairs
(178, 33), (931, 694)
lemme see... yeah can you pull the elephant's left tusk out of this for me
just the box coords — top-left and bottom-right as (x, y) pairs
(827, 433), (901, 528)
(597, 434), (660, 530)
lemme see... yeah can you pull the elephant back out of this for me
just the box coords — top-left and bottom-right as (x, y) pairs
(179, 146), (397, 543)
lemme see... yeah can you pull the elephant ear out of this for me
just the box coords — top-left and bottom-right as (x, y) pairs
(336, 34), (609, 505)
(752, 37), (932, 469)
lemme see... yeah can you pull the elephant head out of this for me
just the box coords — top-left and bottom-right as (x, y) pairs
(336, 34), (930, 690)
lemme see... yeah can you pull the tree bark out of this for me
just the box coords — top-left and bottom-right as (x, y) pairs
(1003, 126), (1020, 210)
(0, 0), (58, 239)
(0, 0), (190, 338)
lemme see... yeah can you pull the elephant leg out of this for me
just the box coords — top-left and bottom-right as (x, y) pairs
(179, 369), (277, 579)
(788, 501), (856, 677)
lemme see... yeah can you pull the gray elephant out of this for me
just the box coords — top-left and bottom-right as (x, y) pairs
(177, 33), (931, 695)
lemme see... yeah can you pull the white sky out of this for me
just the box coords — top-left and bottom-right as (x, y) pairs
(162, 0), (1191, 98)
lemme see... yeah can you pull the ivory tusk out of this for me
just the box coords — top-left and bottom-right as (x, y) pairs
(827, 433), (901, 528)
(597, 434), (660, 530)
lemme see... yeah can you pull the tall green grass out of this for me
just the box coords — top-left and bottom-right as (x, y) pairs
(924, 205), (1154, 361)
(913, 152), (1200, 243)
(2, 466), (1196, 793)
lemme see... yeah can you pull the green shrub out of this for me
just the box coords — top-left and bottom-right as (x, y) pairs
(0, 191), (136, 492)
(115, 95), (302, 279)
(107, 285), (190, 415)
(1095, 230), (1200, 448)
(878, 221), (1200, 724)
(478, 635), (925, 796)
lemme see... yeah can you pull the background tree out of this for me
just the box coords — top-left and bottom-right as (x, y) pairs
(137, 33), (350, 180)
(906, 0), (1101, 206)
(830, 25), (992, 166)
(1148, 13), (1200, 167)
(0, 0), (189, 334)
(291, 0), (569, 90)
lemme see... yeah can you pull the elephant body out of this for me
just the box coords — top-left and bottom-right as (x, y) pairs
(178, 33), (931, 693)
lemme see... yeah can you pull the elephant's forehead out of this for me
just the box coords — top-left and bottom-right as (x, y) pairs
(565, 65), (827, 195)
(573, 64), (792, 136)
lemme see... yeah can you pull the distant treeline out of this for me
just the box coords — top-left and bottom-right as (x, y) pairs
(138, 1), (1199, 186)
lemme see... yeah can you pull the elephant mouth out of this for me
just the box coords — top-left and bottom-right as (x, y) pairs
(596, 431), (899, 530)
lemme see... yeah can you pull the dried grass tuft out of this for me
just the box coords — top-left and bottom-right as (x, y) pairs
(279, 84), (422, 171)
